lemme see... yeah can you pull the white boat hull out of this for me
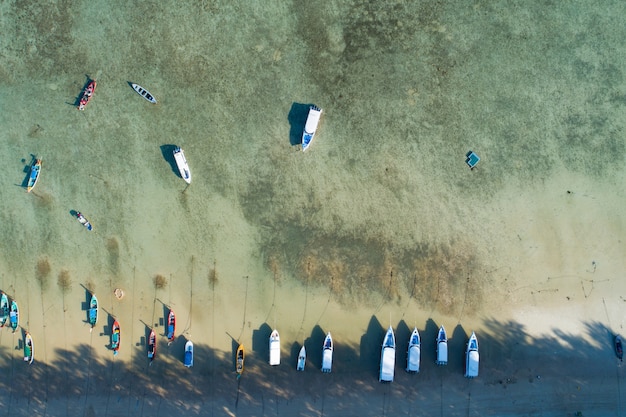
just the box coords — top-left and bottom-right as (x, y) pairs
(184, 340), (194, 367)
(379, 326), (396, 382)
(436, 325), (448, 365)
(173, 147), (192, 184)
(465, 332), (479, 378)
(321, 332), (333, 373)
(406, 327), (420, 373)
(302, 106), (322, 151)
(269, 330), (280, 365)
(297, 346), (306, 371)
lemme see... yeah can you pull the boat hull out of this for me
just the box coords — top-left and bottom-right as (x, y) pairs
(78, 80), (96, 110)
(269, 330), (280, 365)
(26, 159), (42, 193)
(111, 321), (121, 355)
(236, 344), (245, 375)
(0, 293), (8, 327)
(173, 147), (192, 184)
(297, 346), (306, 371)
(436, 326), (448, 365)
(24, 333), (34, 364)
(131, 83), (157, 104)
(406, 328), (420, 373)
(616, 335), (623, 361)
(148, 329), (156, 361)
(379, 326), (396, 382)
(184, 340), (194, 367)
(322, 333), (333, 373)
(9, 301), (18, 332)
(167, 310), (176, 343)
(89, 294), (98, 328)
(302, 106), (322, 151)
(465, 332), (479, 378)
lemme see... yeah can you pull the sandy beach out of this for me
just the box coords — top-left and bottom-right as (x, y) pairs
(1, 0), (626, 416)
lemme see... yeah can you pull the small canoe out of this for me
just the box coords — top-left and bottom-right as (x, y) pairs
(88, 294), (98, 331)
(76, 212), (93, 231)
(26, 159), (42, 193)
(406, 327), (420, 373)
(0, 292), (8, 327)
(131, 83), (157, 104)
(78, 79), (96, 110)
(321, 332), (333, 373)
(269, 329), (280, 365)
(111, 320), (121, 355)
(9, 300), (18, 333)
(148, 328), (156, 362)
(296, 345), (306, 371)
(236, 344), (245, 376)
(167, 309), (175, 344)
(184, 340), (194, 367)
(616, 335), (623, 361)
(173, 147), (191, 184)
(24, 332), (34, 364)
(302, 105), (322, 151)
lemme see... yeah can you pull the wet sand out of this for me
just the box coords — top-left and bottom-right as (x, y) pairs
(1, 0), (626, 416)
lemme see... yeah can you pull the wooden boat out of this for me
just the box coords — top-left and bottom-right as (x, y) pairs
(111, 320), (121, 355)
(167, 309), (176, 344)
(379, 326), (396, 382)
(78, 79), (96, 110)
(269, 329), (280, 365)
(465, 331), (479, 378)
(76, 212), (93, 231)
(321, 332), (333, 373)
(88, 294), (98, 332)
(616, 335), (623, 361)
(24, 332), (34, 364)
(184, 340), (194, 367)
(9, 300), (18, 333)
(0, 292), (8, 327)
(26, 159), (42, 193)
(147, 328), (156, 362)
(436, 325), (448, 365)
(131, 83), (157, 104)
(406, 327), (420, 373)
(296, 345), (306, 371)
(302, 106), (322, 151)
(236, 344), (245, 376)
(173, 147), (191, 184)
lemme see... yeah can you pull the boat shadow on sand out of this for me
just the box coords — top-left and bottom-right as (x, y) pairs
(160, 144), (181, 179)
(288, 103), (315, 146)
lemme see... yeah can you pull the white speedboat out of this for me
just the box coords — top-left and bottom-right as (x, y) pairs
(379, 326), (396, 382)
(406, 327), (420, 373)
(321, 332), (333, 373)
(269, 330), (280, 365)
(173, 147), (191, 184)
(301, 106), (322, 151)
(131, 83), (157, 104)
(297, 345), (306, 371)
(436, 325), (448, 365)
(465, 332), (479, 378)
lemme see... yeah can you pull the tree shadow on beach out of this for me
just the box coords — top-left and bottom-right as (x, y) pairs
(0, 317), (622, 416)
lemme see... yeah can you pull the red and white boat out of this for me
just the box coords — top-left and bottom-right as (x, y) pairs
(78, 80), (96, 110)
(148, 328), (156, 362)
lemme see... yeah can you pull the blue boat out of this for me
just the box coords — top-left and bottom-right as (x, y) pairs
(88, 294), (98, 332)
(302, 106), (322, 151)
(184, 340), (194, 367)
(9, 300), (18, 333)
(0, 292), (8, 327)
